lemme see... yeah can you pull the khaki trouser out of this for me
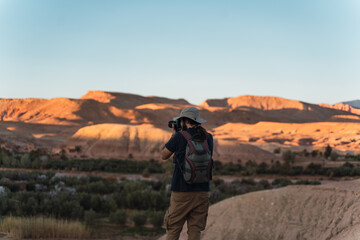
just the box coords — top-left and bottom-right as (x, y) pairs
(164, 191), (209, 240)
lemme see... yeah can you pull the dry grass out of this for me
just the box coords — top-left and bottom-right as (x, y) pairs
(0, 216), (90, 239)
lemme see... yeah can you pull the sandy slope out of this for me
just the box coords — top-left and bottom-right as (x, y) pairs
(64, 123), (172, 160)
(64, 123), (278, 162)
(213, 121), (360, 152)
(159, 179), (360, 240)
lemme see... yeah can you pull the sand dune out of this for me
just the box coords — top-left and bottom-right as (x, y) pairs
(159, 179), (360, 240)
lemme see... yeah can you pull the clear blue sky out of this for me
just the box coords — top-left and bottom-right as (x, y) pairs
(0, 0), (359, 105)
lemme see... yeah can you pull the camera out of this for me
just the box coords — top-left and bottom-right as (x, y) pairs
(168, 119), (182, 132)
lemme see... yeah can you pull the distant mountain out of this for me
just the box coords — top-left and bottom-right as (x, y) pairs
(342, 100), (360, 109)
(200, 95), (306, 110)
(2, 91), (360, 160)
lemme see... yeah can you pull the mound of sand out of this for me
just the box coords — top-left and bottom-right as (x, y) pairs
(160, 179), (360, 240)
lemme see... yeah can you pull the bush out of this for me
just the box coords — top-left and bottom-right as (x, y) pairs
(240, 178), (256, 185)
(330, 152), (339, 161)
(295, 180), (321, 185)
(244, 160), (258, 175)
(272, 178), (292, 187)
(84, 209), (97, 225)
(149, 211), (164, 229)
(132, 212), (147, 227)
(259, 179), (271, 189)
(109, 209), (127, 225)
(102, 197), (117, 213)
(273, 147), (281, 154)
(282, 150), (295, 164)
(304, 163), (323, 175)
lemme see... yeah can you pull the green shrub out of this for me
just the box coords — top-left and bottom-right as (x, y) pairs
(109, 209), (127, 225)
(102, 197), (117, 213)
(149, 211), (164, 229)
(132, 212), (147, 227)
(304, 163), (323, 175)
(84, 209), (97, 225)
(295, 180), (321, 185)
(330, 152), (339, 161)
(272, 178), (292, 187)
(259, 179), (271, 189)
(240, 178), (256, 185)
(282, 150), (295, 164)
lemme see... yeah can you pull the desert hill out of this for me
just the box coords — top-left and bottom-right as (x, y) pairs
(213, 121), (360, 152)
(201, 95), (306, 110)
(63, 123), (276, 162)
(320, 102), (360, 116)
(81, 90), (189, 108)
(343, 100), (360, 109)
(0, 92), (188, 126)
(1, 91), (360, 161)
(200, 95), (360, 124)
(159, 179), (360, 240)
(64, 123), (171, 160)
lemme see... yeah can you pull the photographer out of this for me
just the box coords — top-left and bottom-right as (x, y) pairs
(161, 106), (213, 240)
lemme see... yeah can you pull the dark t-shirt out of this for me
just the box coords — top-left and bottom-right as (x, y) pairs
(165, 128), (213, 192)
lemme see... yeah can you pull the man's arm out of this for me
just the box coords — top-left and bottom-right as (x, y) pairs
(161, 147), (173, 160)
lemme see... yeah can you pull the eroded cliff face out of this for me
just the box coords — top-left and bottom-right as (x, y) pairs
(159, 179), (360, 240)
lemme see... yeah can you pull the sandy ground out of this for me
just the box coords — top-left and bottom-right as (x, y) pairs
(159, 179), (360, 240)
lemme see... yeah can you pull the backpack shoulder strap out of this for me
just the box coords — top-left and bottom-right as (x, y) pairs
(179, 130), (196, 154)
(179, 130), (192, 141)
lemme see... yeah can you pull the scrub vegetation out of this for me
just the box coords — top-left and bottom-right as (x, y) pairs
(0, 146), (358, 238)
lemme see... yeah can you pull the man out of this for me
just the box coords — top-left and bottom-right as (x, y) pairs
(161, 106), (213, 240)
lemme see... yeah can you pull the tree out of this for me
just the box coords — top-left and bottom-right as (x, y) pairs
(324, 145), (332, 159)
(282, 150), (295, 164)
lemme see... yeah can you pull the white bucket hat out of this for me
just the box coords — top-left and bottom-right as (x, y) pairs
(173, 107), (206, 124)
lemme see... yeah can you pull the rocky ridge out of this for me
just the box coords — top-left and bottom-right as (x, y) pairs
(1, 91), (360, 161)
